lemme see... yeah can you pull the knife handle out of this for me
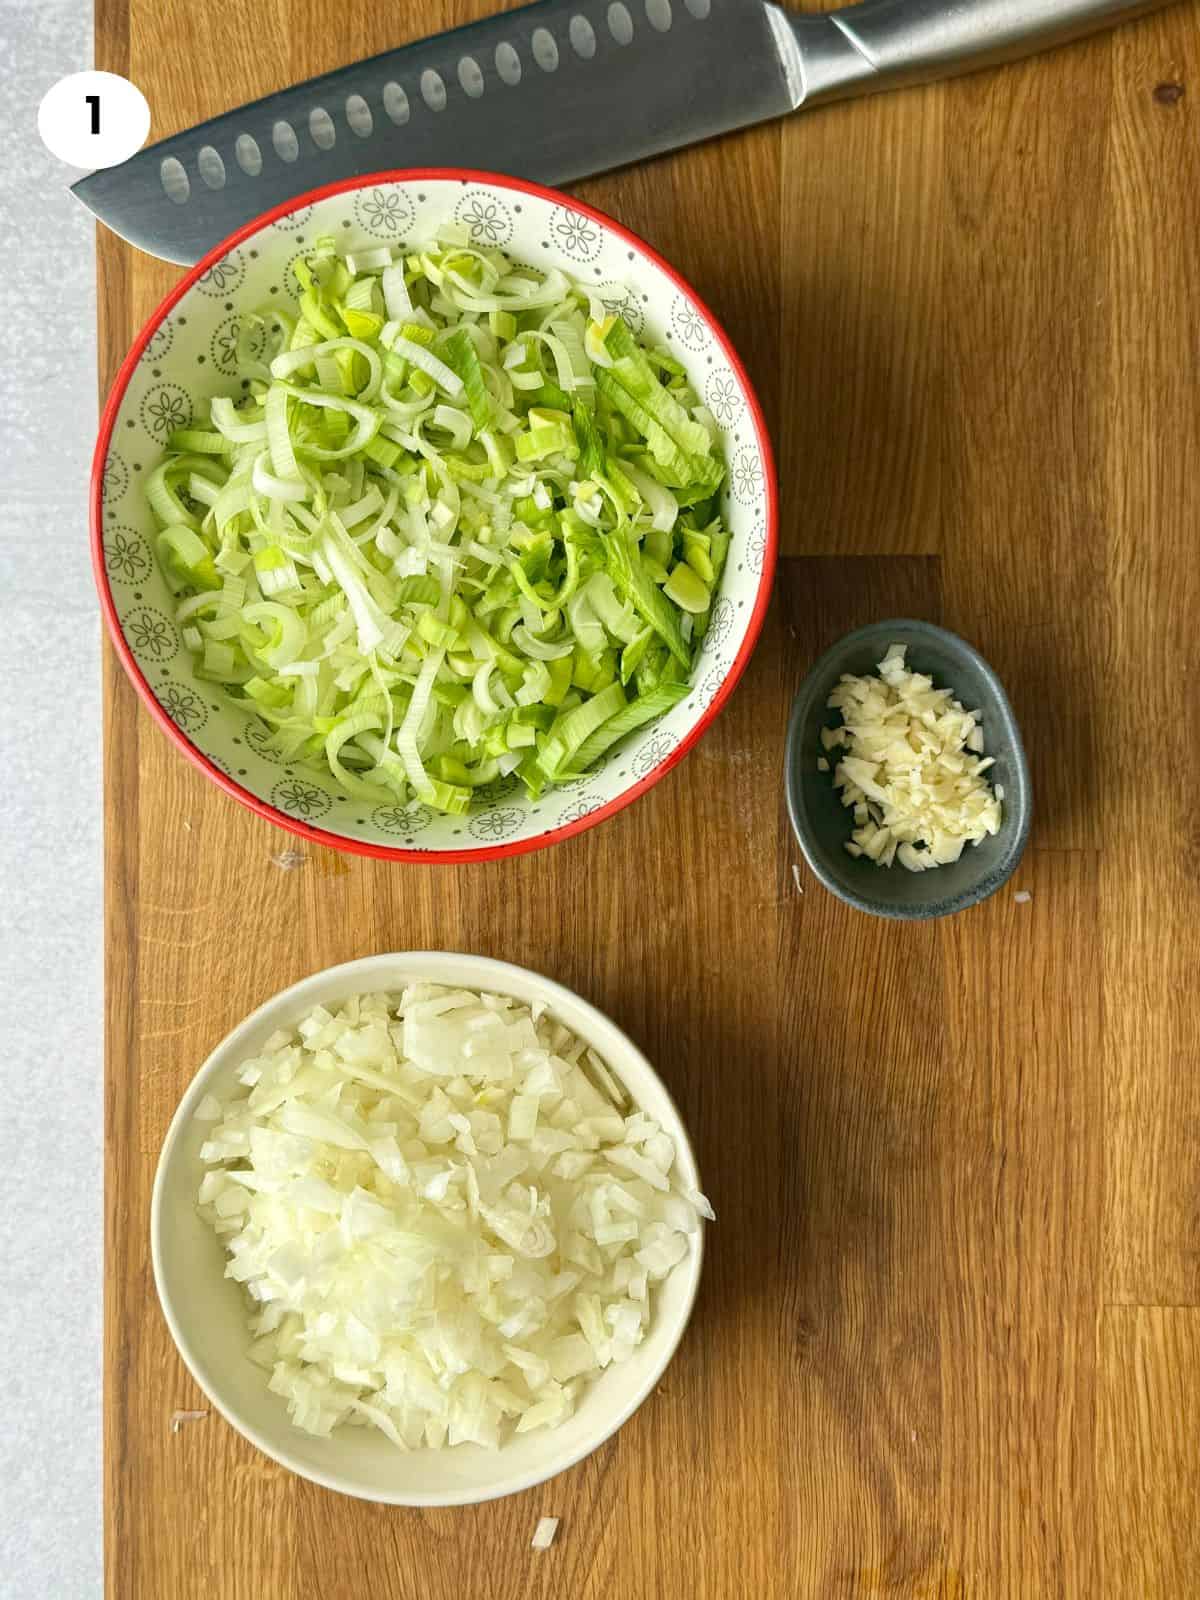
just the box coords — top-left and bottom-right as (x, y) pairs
(780, 0), (1172, 106)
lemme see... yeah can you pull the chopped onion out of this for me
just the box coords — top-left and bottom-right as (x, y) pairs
(194, 1093), (222, 1122)
(169, 1409), (209, 1433)
(197, 985), (710, 1450)
(532, 1516), (560, 1550)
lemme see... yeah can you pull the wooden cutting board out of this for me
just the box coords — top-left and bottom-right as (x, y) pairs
(98, 0), (1200, 1593)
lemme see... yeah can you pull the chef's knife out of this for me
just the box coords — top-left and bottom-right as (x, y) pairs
(74, 0), (1171, 265)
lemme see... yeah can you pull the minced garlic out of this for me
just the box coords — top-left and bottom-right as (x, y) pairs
(820, 643), (1002, 870)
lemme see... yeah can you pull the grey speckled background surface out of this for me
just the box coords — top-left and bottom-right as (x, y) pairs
(0, 2), (102, 1596)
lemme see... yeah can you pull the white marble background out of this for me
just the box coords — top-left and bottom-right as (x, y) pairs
(0, 1), (102, 1595)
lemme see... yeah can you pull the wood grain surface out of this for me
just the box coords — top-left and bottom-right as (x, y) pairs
(97, 1), (1200, 1594)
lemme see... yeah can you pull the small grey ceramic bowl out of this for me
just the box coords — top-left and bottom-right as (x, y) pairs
(785, 620), (1031, 920)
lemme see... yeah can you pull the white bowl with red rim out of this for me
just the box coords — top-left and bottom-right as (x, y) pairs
(92, 171), (777, 861)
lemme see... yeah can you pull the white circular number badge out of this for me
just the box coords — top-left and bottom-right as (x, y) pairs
(38, 71), (151, 169)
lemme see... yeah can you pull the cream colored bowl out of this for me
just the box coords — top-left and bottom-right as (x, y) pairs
(151, 952), (705, 1504)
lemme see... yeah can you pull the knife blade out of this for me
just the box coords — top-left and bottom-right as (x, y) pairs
(74, 0), (1173, 265)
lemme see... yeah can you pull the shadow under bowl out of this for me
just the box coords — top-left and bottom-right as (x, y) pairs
(785, 619), (1031, 920)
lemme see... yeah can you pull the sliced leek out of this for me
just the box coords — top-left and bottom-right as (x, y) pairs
(141, 230), (735, 813)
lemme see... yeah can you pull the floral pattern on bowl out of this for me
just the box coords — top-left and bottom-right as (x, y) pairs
(94, 174), (776, 861)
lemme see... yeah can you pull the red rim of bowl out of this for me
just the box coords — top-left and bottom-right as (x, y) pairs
(92, 168), (779, 864)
